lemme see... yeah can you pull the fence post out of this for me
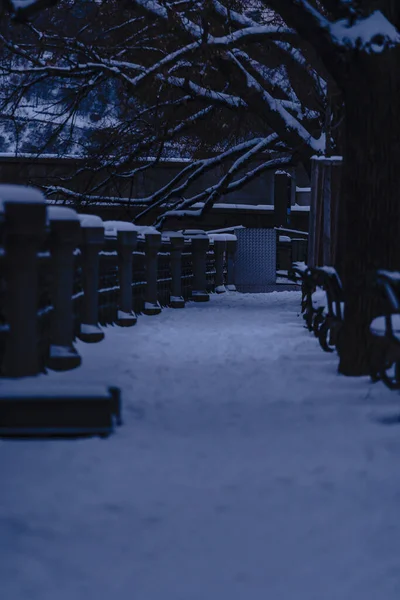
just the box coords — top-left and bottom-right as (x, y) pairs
(308, 157), (342, 267)
(47, 206), (81, 371)
(274, 171), (292, 227)
(211, 236), (226, 293)
(191, 233), (210, 302)
(117, 228), (138, 326)
(168, 232), (185, 308)
(2, 186), (46, 377)
(226, 236), (237, 291)
(144, 231), (162, 315)
(78, 215), (105, 342)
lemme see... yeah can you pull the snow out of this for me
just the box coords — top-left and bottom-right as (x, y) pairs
(49, 345), (79, 359)
(78, 214), (104, 229)
(208, 233), (237, 242)
(317, 266), (342, 283)
(278, 227), (309, 237)
(144, 301), (161, 309)
(330, 11), (400, 53)
(103, 221), (139, 238)
(192, 202), (274, 211)
(292, 261), (308, 273)
(370, 315), (400, 337)
(215, 285), (227, 293)
(311, 155), (343, 161)
(279, 235), (291, 243)
(291, 204), (310, 212)
(133, 225), (159, 238)
(117, 310), (135, 320)
(47, 206), (79, 222)
(312, 289), (326, 309)
(0, 184), (45, 213)
(377, 270), (400, 283)
(208, 226), (245, 234)
(8, 0), (42, 12)
(1, 292), (400, 599)
(161, 231), (184, 240)
(80, 323), (103, 335)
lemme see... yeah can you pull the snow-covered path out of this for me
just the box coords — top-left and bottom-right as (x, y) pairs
(1, 291), (400, 600)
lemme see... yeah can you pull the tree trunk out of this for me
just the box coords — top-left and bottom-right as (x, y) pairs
(336, 48), (400, 375)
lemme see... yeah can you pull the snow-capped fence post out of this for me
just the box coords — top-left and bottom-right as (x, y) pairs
(191, 233), (210, 302)
(78, 215), (105, 342)
(144, 231), (162, 315)
(226, 236), (237, 292)
(2, 186), (46, 377)
(116, 228), (138, 326)
(168, 232), (185, 308)
(47, 206), (81, 371)
(210, 236), (226, 293)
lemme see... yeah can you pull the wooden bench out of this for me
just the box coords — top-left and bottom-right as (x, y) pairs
(288, 262), (318, 332)
(289, 263), (344, 352)
(309, 266), (344, 353)
(369, 270), (400, 389)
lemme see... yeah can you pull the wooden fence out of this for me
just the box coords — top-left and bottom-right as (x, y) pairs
(0, 186), (237, 378)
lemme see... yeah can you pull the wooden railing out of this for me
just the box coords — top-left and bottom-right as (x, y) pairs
(0, 186), (237, 378)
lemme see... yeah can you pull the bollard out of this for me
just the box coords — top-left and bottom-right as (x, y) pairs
(210, 236), (226, 294)
(191, 233), (210, 302)
(2, 186), (46, 377)
(168, 232), (185, 308)
(78, 214), (105, 342)
(226, 236), (237, 291)
(117, 228), (138, 326)
(144, 231), (162, 315)
(47, 206), (82, 371)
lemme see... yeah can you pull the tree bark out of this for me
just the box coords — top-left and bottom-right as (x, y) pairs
(336, 47), (400, 375)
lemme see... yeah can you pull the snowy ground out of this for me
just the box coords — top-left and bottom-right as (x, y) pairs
(1, 291), (400, 600)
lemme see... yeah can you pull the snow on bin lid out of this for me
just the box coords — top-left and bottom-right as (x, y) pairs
(78, 213), (104, 228)
(0, 184), (45, 214)
(279, 235), (291, 243)
(47, 206), (79, 221)
(103, 220), (138, 237)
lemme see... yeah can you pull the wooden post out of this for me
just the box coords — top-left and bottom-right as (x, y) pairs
(308, 157), (342, 267)
(78, 214), (105, 342)
(47, 206), (82, 371)
(144, 231), (162, 315)
(168, 232), (185, 308)
(2, 186), (46, 376)
(308, 159), (320, 267)
(117, 229), (138, 326)
(212, 236), (227, 294)
(226, 236), (237, 291)
(191, 233), (210, 302)
(274, 171), (292, 227)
